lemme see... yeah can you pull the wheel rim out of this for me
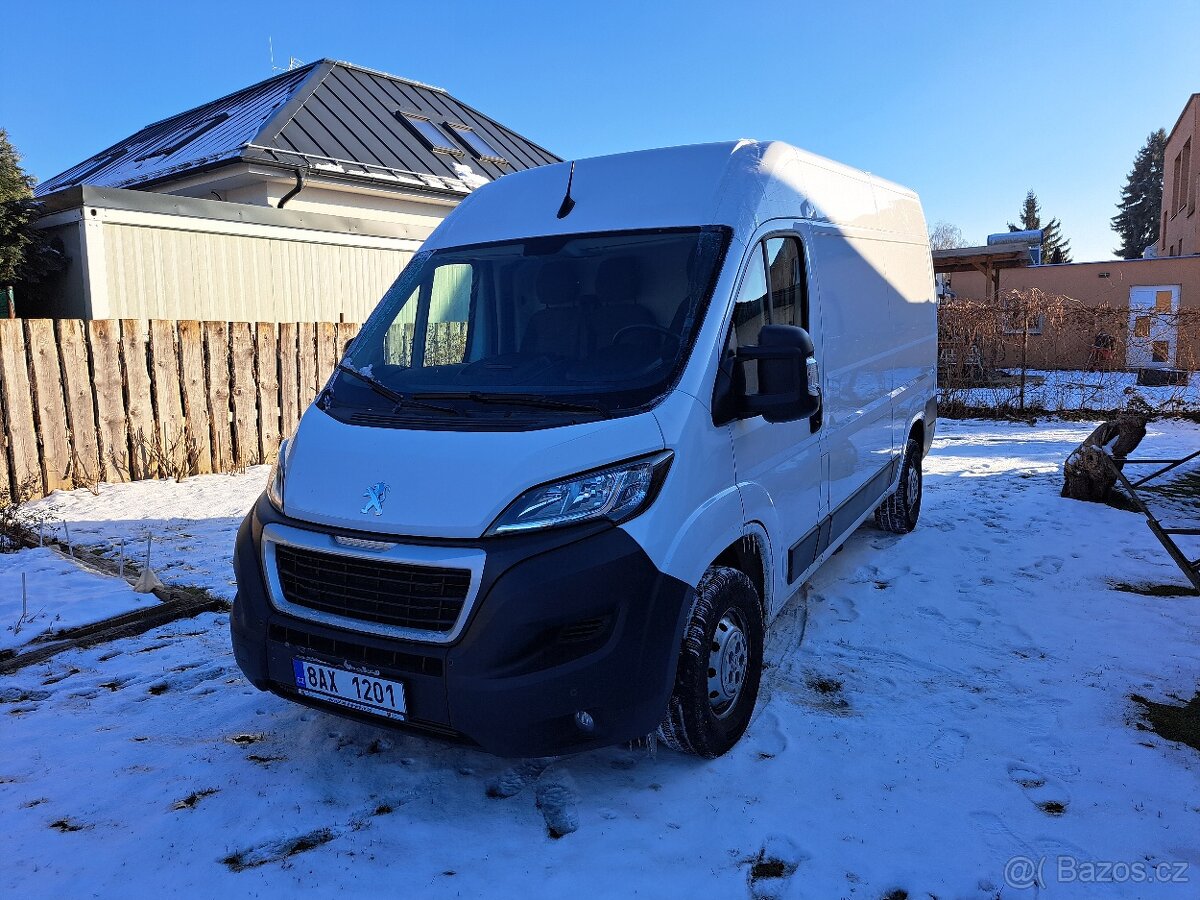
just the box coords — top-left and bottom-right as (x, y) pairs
(707, 610), (749, 718)
(906, 464), (921, 508)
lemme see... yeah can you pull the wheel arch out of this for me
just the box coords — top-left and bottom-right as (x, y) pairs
(709, 524), (772, 622)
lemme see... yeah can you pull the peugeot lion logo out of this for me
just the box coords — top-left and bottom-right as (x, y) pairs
(360, 482), (389, 516)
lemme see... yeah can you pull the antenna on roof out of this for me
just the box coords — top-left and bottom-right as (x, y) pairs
(268, 37), (304, 72)
(556, 161), (576, 219)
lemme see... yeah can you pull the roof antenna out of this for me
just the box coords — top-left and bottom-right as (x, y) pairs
(556, 161), (576, 219)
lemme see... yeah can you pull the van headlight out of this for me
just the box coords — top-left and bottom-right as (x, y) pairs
(486, 451), (673, 536)
(266, 437), (292, 513)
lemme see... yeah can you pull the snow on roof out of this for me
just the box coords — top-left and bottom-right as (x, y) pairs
(36, 60), (559, 198)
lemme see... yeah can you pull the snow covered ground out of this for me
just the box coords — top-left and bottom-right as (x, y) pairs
(0, 548), (160, 651)
(2, 420), (1199, 898)
(948, 368), (1200, 414)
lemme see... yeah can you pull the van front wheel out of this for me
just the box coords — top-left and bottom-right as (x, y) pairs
(874, 437), (923, 534)
(657, 566), (764, 758)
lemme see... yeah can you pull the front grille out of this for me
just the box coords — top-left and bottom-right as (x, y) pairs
(274, 544), (471, 633)
(269, 624), (444, 677)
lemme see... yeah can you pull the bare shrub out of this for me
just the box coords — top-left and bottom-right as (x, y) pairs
(0, 476), (51, 552)
(938, 288), (1200, 417)
(132, 425), (201, 483)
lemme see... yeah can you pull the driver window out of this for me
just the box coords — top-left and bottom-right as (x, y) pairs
(731, 245), (768, 392)
(765, 236), (807, 329)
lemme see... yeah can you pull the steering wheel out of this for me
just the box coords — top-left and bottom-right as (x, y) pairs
(613, 323), (681, 349)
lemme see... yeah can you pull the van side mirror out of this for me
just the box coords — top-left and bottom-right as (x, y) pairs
(737, 324), (821, 423)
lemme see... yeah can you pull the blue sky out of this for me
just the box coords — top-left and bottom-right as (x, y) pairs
(3, 0), (1197, 261)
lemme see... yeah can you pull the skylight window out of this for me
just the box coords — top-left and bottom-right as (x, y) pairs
(397, 113), (461, 155)
(448, 125), (506, 163)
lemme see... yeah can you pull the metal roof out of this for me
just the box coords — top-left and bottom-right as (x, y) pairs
(36, 60), (560, 198)
(932, 242), (1036, 275)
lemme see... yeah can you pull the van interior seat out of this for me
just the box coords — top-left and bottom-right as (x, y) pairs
(589, 256), (656, 349)
(522, 260), (588, 357)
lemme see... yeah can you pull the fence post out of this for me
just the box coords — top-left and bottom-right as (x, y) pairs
(1019, 295), (1029, 412)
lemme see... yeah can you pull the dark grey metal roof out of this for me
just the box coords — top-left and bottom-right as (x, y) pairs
(36, 60), (560, 198)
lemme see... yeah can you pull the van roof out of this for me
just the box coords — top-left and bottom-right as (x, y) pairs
(424, 140), (926, 250)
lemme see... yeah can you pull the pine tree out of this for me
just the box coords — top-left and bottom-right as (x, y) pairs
(1111, 129), (1167, 259)
(0, 128), (62, 296)
(1009, 190), (1072, 264)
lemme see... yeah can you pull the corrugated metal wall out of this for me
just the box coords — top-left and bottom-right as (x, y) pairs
(101, 222), (413, 323)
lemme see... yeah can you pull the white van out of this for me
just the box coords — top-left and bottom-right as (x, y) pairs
(231, 140), (937, 759)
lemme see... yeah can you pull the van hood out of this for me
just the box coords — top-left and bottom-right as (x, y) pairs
(279, 408), (666, 539)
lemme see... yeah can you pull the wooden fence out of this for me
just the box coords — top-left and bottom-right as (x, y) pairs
(0, 318), (360, 503)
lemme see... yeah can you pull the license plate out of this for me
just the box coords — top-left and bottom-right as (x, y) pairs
(292, 659), (407, 721)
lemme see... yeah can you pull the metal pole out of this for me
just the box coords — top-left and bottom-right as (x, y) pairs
(1019, 295), (1029, 412)
(1106, 453), (1200, 593)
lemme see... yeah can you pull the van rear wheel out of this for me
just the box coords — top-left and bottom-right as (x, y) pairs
(874, 437), (923, 534)
(657, 566), (764, 758)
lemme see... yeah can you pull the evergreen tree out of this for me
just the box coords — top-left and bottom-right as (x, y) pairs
(0, 129), (62, 298)
(1111, 129), (1167, 259)
(1009, 190), (1071, 263)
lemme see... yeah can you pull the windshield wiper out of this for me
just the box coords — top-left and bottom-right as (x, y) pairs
(413, 391), (612, 417)
(335, 364), (465, 416)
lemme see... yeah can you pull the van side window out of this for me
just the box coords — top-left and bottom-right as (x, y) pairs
(384, 287), (419, 366)
(731, 246), (769, 392)
(424, 263), (473, 366)
(380, 263), (474, 368)
(765, 236), (807, 329)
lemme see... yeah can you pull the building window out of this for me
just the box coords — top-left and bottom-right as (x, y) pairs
(1152, 341), (1170, 363)
(398, 113), (462, 155)
(1155, 289), (1174, 312)
(1003, 307), (1045, 335)
(1134, 316), (1151, 338)
(1183, 138), (1193, 214)
(447, 125), (507, 164)
(1173, 150), (1184, 213)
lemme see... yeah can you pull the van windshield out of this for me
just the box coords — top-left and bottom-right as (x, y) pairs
(333, 226), (729, 422)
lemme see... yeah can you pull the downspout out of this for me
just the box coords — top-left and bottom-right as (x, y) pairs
(277, 167), (307, 208)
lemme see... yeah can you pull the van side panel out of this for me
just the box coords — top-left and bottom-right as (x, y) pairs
(807, 226), (898, 519)
(871, 186), (938, 453)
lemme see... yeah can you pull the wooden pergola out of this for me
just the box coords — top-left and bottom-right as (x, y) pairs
(932, 242), (1035, 299)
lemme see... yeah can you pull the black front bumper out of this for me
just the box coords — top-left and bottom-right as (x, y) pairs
(230, 495), (692, 758)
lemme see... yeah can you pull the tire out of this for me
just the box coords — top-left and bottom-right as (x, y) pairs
(657, 566), (764, 758)
(874, 437), (923, 534)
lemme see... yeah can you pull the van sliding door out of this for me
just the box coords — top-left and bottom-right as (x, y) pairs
(806, 226), (896, 533)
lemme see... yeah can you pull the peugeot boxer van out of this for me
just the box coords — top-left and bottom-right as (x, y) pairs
(230, 140), (937, 759)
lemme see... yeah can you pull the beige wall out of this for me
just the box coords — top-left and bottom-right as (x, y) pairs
(1161, 94), (1200, 258)
(160, 164), (458, 231)
(98, 221), (414, 322)
(270, 184), (454, 233)
(945, 256), (1200, 309)
(33, 188), (428, 323)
